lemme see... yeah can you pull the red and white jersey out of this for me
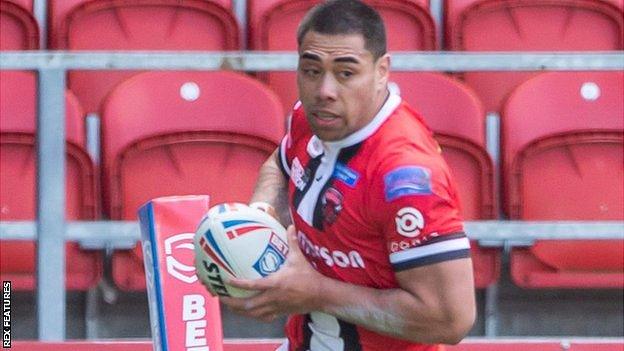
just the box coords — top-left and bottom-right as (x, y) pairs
(278, 92), (470, 351)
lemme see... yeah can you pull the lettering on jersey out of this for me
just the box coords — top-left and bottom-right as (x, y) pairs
(321, 187), (343, 225)
(395, 207), (425, 238)
(384, 166), (432, 202)
(332, 162), (360, 188)
(291, 157), (309, 191)
(297, 231), (365, 269)
(389, 233), (439, 253)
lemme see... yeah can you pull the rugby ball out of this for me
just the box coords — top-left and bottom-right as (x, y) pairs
(194, 202), (288, 297)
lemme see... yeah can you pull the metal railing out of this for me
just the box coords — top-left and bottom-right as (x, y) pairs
(1, 50), (623, 340)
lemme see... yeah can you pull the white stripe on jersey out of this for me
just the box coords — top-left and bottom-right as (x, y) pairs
(309, 312), (345, 351)
(389, 236), (470, 265)
(280, 135), (291, 176)
(296, 147), (339, 226)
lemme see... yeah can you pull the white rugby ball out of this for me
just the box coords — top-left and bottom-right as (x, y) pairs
(194, 202), (288, 297)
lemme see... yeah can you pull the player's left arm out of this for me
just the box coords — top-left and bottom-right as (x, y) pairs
(309, 249), (476, 344)
(222, 225), (475, 345)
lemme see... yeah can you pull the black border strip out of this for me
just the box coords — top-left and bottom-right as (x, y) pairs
(392, 249), (471, 271)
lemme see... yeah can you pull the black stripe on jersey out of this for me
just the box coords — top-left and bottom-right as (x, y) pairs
(312, 176), (335, 230)
(293, 155), (323, 210)
(338, 319), (363, 351)
(311, 143), (362, 230)
(277, 146), (289, 178)
(300, 314), (312, 351)
(393, 248), (471, 272)
(418, 232), (467, 246)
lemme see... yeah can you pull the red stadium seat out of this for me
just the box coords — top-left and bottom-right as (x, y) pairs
(502, 71), (624, 288)
(0, 71), (101, 290)
(247, 0), (436, 111)
(445, 0), (624, 113)
(48, 0), (240, 113)
(397, 72), (499, 288)
(0, 0), (38, 50)
(101, 71), (284, 290)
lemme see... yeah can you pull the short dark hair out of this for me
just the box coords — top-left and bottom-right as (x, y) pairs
(297, 0), (387, 60)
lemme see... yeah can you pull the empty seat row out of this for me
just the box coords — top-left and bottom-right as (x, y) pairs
(0, 71), (100, 290)
(1, 69), (622, 291)
(2, 0), (622, 113)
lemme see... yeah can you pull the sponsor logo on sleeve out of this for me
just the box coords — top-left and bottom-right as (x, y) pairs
(384, 166), (432, 202)
(395, 207), (425, 238)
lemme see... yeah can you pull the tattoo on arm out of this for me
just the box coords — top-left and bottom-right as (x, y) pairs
(251, 149), (291, 226)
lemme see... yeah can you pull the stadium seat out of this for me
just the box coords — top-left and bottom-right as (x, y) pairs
(48, 0), (240, 113)
(0, 0), (38, 50)
(247, 0), (436, 111)
(101, 71), (284, 290)
(445, 0), (624, 113)
(502, 71), (624, 288)
(397, 72), (499, 288)
(0, 71), (101, 290)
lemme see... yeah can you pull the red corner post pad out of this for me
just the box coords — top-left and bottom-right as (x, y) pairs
(139, 195), (223, 351)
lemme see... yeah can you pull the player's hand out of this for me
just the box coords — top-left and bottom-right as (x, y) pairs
(220, 225), (324, 322)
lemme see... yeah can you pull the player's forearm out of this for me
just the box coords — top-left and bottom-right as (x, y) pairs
(314, 275), (472, 344)
(250, 149), (291, 226)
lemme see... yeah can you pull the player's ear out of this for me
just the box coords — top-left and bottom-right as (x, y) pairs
(375, 53), (390, 90)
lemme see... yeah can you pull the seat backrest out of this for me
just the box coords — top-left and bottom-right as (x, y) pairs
(0, 70), (94, 220)
(49, 0), (237, 48)
(248, 0), (433, 49)
(48, 0), (240, 113)
(394, 72), (494, 220)
(0, 0), (38, 50)
(101, 71), (284, 219)
(0, 70), (99, 290)
(247, 0), (436, 111)
(445, 0), (624, 112)
(503, 71), (624, 219)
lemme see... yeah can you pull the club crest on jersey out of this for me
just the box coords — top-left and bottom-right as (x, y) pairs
(253, 232), (288, 277)
(384, 166), (432, 202)
(395, 207), (425, 238)
(321, 187), (343, 225)
(291, 157), (309, 191)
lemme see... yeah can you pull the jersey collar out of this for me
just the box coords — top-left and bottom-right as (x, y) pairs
(320, 91), (402, 151)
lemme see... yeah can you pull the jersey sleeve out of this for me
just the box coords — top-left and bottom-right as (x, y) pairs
(369, 152), (470, 272)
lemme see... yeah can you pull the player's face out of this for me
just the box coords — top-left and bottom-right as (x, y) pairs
(297, 31), (389, 141)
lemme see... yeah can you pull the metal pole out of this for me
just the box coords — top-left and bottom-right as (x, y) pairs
(484, 283), (500, 337)
(484, 112), (501, 337)
(232, 0), (248, 50)
(32, 0), (48, 49)
(36, 68), (66, 340)
(429, 0), (445, 49)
